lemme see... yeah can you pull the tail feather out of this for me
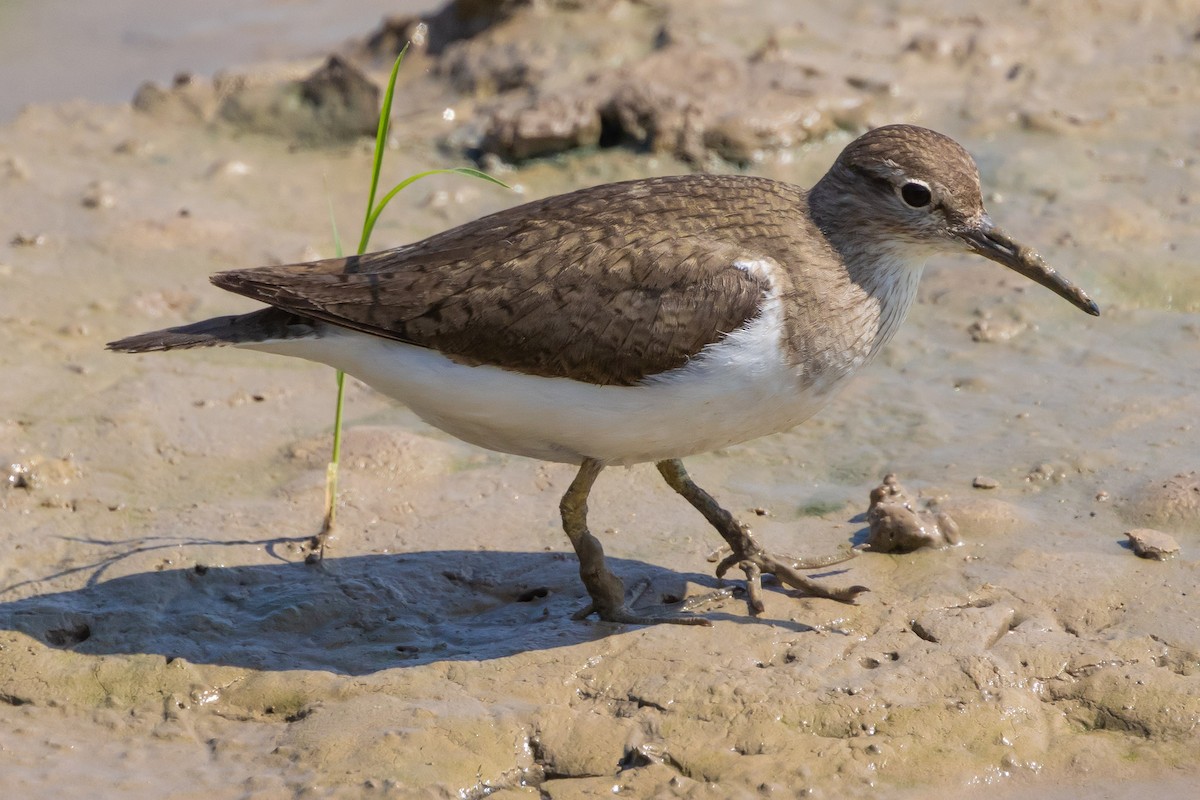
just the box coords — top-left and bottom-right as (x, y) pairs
(106, 307), (316, 353)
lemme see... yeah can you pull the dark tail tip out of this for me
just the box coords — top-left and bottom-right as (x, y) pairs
(107, 308), (315, 353)
(106, 317), (241, 353)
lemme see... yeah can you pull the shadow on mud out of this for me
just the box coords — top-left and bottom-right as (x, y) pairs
(0, 549), (841, 675)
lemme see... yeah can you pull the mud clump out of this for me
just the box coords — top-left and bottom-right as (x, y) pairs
(135, 1), (871, 162)
(131, 72), (219, 124)
(482, 92), (602, 161)
(439, 38), (556, 96)
(135, 56), (381, 144)
(1125, 528), (1181, 560)
(218, 55), (381, 143)
(479, 41), (871, 166)
(967, 310), (1030, 343)
(863, 473), (960, 552)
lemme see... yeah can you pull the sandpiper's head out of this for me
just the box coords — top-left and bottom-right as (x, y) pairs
(813, 124), (1099, 316)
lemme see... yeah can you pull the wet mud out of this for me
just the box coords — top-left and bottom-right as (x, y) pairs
(2, 0), (1199, 797)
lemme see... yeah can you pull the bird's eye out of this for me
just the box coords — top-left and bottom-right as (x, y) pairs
(899, 181), (932, 208)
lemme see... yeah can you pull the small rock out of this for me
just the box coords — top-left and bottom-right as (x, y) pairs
(1125, 528), (1180, 561)
(10, 232), (46, 247)
(81, 181), (116, 209)
(113, 138), (152, 156)
(972, 476), (999, 490)
(6, 461), (34, 490)
(5, 455), (82, 491)
(845, 75), (894, 94)
(206, 159), (252, 179)
(1025, 463), (1065, 483)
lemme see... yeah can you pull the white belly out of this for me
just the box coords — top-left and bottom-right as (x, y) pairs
(245, 292), (857, 466)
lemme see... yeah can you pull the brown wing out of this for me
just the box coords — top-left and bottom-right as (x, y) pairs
(213, 175), (786, 386)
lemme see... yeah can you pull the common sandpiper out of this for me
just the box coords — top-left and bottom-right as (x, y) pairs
(108, 124), (1099, 625)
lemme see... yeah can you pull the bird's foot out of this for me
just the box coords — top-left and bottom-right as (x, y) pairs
(572, 579), (713, 626)
(571, 602), (713, 626)
(678, 586), (739, 612)
(655, 459), (866, 615)
(714, 546), (868, 614)
(705, 544), (858, 571)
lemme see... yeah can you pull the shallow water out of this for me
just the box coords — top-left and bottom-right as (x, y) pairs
(1, 0), (1198, 797)
(0, 0), (436, 122)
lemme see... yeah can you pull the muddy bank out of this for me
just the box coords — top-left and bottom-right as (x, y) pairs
(1, 0), (1199, 797)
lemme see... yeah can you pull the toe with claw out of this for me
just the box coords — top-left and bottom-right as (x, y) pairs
(657, 458), (868, 614)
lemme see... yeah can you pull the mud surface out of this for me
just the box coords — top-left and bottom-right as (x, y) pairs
(2, 1), (1199, 797)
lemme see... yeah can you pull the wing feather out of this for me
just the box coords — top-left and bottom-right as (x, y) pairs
(212, 175), (793, 385)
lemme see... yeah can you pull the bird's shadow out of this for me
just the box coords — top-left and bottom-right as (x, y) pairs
(0, 543), (838, 675)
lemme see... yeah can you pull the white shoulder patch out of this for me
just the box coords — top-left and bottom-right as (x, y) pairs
(732, 257), (780, 287)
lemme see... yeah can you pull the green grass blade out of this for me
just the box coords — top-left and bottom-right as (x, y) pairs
(358, 43), (410, 256)
(320, 44), (509, 546)
(322, 46), (406, 538)
(362, 168), (512, 246)
(321, 187), (347, 534)
(322, 369), (346, 533)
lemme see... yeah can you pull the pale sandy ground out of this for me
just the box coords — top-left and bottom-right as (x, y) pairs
(1, 1), (1199, 798)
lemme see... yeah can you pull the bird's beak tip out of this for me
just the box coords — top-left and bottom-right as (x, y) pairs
(960, 224), (1099, 317)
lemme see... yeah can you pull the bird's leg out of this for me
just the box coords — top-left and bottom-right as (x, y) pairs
(655, 459), (868, 613)
(561, 458), (709, 626)
(560, 459), (624, 618)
